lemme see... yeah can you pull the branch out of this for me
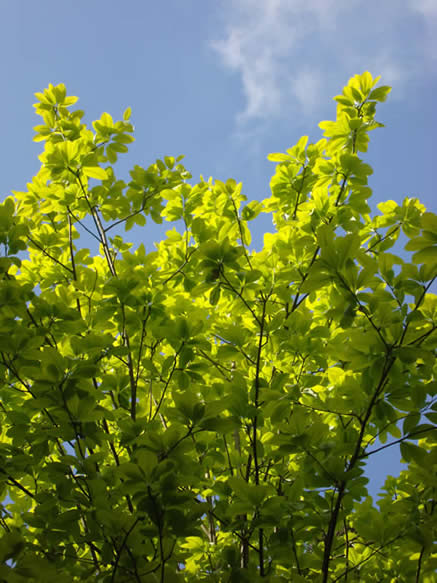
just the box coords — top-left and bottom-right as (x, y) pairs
(71, 170), (140, 421)
(197, 348), (232, 380)
(111, 518), (141, 583)
(27, 235), (74, 274)
(359, 426), (436, 459)
(104, 193), (155, 233)
(321, 353), (395, 582)
(220, 271), (261, 326)
(252, 294), (268, 576)
(229, 191), (252, 269)
(67, 213), (82, 316)
(66, 206), (101, 241)
(415, 546), (425, 583)
(0, 470), (35, 499)
(332, 532), (405, 583)
(365, 224), (400, 254)
(152, 344), (184, 421)
(289, 245), (320, 314)
(161, 248), (197, 286)
(398, 276), (436, 346)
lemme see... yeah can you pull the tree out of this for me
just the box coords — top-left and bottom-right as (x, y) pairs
(0, 72), (436, 583)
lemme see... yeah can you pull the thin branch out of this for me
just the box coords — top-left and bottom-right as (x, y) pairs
(335, 175), (349, 207)
(72, 169), (140, 422)
(68, 212), (82, 316)
(303, 447), (338, 485)
(197, 348), (232, 380)
(407, 324), (437, 346)
(331, 532), (405, 583)
(152, 344), (184, 421)
(104, 193), (155, 233)
(111, 518), (141, 583)
(223, 436), (234, 476)
(290, 527), (302, 575)
(290, 399), (362, 422)
(290, 245), (320, 314)
(161, 248), (197, 286)
(0, 470), (35, 499)
(415, 546), (425, 583)
(292, 165), (308, 219)
(321, 353), (395, 582)
(359, 426), (437, 459)
(343, 518), (350, 583)
(252, 294), (268, 576)
(66, 206), (101, 241)
(365, 225), (400, 254)
(27, 235), (74, 274)
(229, 191), (252, 269)
(335, 270), (390, 350)
(220, 271), (261, 326)
(398, 276), (436, 346)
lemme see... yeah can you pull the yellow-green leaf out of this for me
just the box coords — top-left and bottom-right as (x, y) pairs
(82, 166), (108, 180)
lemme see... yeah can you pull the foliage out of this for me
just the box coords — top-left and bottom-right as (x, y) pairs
(0, 73), (436, 582)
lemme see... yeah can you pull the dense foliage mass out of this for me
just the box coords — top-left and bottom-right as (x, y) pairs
(0, 72), (436, 582)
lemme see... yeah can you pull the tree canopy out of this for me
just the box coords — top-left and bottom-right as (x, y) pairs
(0, 72), (436, 582)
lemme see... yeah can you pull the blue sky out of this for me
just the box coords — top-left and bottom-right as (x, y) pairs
(1, 0), (436, 498)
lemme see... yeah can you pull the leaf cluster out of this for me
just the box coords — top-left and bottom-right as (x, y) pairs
(0, 74), (436, 582)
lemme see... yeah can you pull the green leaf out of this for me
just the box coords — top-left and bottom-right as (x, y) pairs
(82, 166), (108, 180)
(400, 442), (427, 465)
(0, 530), (25, 563)
(209, 285), (221, 305)
(412, 246), (437, 264)
(334, 96), (354, 106)
(368, 85), (392, 102)
(199, 416), (239, 433)
(403, 412), (420, 434)
(267, 153), (291, 162)
(241, 200), (263, 221)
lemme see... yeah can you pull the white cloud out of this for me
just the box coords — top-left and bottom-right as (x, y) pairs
(408, 0), (437, 61)
(211, 1), (302, 123)
(211, 0), (434, 127)
(410, 0), (437, 18)
(291, 69), (323, 116)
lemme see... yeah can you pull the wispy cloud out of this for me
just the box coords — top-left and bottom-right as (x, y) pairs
(291, 69), (323, 116)
(410, 0), (437, 18)
(211, 0), (434, 127)
(211, 1), (302, 123)
(408, 0), (437, 61)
